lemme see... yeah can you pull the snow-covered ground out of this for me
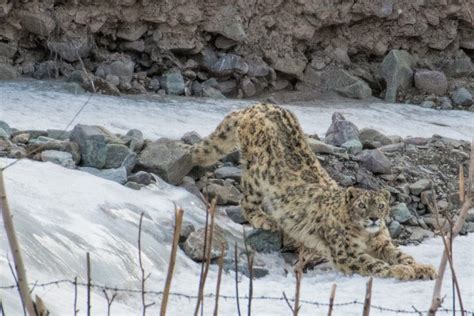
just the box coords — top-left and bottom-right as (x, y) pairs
(1, 80), (473, 315)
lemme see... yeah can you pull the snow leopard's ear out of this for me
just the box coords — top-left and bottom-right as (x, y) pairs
(345, 187), (359, 204)
(381, 189), (391, 201)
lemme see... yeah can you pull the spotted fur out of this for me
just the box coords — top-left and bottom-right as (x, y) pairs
(192, 103), (437, 280)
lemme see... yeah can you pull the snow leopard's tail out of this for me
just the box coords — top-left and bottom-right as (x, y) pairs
(191, 110), (240, 166)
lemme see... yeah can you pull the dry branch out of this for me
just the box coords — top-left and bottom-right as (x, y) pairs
(429, 141), (473, 316)
(242, 228), (254, 316)
(160, 206), (184, 316)
(327, 284), (337, 316)
(138, 212), (155, 316)
(213, 243), (225, 316)
(73, 277), (78, 316)
(102, 289), (117, 316)
(0, 169), (38, 316)
(234, 243), (242, 316)
(86, 253), (91, 316)
(363, 277), (373, 316)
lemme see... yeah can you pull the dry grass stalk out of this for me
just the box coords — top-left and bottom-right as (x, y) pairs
(282, 291), (295, 315)
(242, 228), (254, 316)
(194, 198), (217, 316)
(86, 252), (91, 316)
(138, 213), (155, 316)
(428, 141), (473, 316)
(363, 277), (373, 316)
(293, 252), (305, 316)
(160, 206), (184, 316)
(102, 289), (117, 316)
(234, 243), (242, 316)
(213, 243), (226, 316)
(73, 277), (78, 316)
(0, 169), (38, 316)
(327, 284), (337, 316)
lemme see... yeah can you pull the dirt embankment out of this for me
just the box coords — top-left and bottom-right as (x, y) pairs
(0, 1), (473, 103)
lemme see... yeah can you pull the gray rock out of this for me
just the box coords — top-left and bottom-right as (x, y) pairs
(117, 22), (148, 41)
(306, 138), (338, 154)
(125, 129), (144, 152)
(0, 42), (17, 59)
(391, 203), (412, 223)
(241, 77), (257, 98)
(160, 72), (185, 95)
(41, 150), (76, 168)
(96, 57), (135, 85)
(438, 96), (453, 110)
(214, 166), (242, 181)
(0, 62), (19, 80)
(0, 128), (9, 140)
(336, 80), (372, 99)
(341, 139), (363, 155)
(18, 10), (56, 36)
(47, 129), (70, 141)
(105, 144), (132, 169)
(121, 40), (145, 53)
(388, 220), (402, 238)
(121, 152), (137, 174)
(325, 112), (360, 146)
(466, 209), (474, 223)
(70, 125), (109, 168)
(202, 85), (226, 99)
(379, 142), (404, 153)
(452, 87), (473, 107)
(27, 137), (81, 163)
(210, 54), (248, 77)
(381, 50), (413, 102)
(183, 228), (228, 262)
(125, 181), (142, 190)
(420, 100), (435, 108)
(224, 206), (247, 224)
(245, 229), (282, 253)
(179, 222), (196, 243)
(203, 6), (247, 42)
(80, 166), (128, 184)
(359, 128), (392, 149)
(443, 50), (473, 78)
(105, 74), (120, 86)
(356, 149), (392, 174)
(414, 70), (448, 95)
(0, 121), (11, 137)
(47, 33), (92, 62)
(181, 131), (202, 145)
(408, 179), (431, 195)
(245, 55), (271, 77)
(128, 171), (153, 186)
(202, 182), (241, 205)
(406, 227), (434, 243)
(137, 138), (193, 185)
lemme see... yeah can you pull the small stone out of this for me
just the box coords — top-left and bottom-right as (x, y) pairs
(224, 206), (247, 224)
(245, 229), (282, 253)
(121, 152), (137, 174)
(0, 63), (18, 80)
(438, 96), (453, 110)
(202, 182), (241, 205)
(356, 149), (392, 174)
(405, 137), (429, 146)
(95, 57), (135, 85)
(125, 181), (142, 190)
(452, 87), (473, 107)
(80, 166), (128, 184)
(381, 50), (413, 103)
(408, 179), (431, 195)
(209, 54), (248, 77)
(388, 220), (402, 238)
(306, 138), (338, 154)
(341, 140), (363, 155)
(128, 171), (153, 186)
(336, 80), (372, 99)
(414, 70), (448, 95)
(105, 74), (120, 86)
(0, 128), (11, 140)
(420, 191), (434, 206)
(125, 129), (145, 152)
(214, 166), (242, 181)
(420, 100), (435, 108)
(0, 121), (11, 137)
(179, 222), (196, 243)
(241, 77), (256, 97)
(160, 72), (185, 95)
(391, 203), (413, 223)
(41, 150), (76, 168)
(105, 144), (132, 169)
(70, 125), (112, 168)
(181, 131), (202, 145)
(183, 228), (228, 262)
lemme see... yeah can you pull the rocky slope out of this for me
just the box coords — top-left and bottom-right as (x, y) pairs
(0, 1), (473, 108)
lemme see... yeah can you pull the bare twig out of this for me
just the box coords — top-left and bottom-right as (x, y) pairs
(213, 243), (225, 316)
(234, 243), (242, 316)
(293, 252), (304, 316)
(0, 170), (38, 316)
(138, 212), (155, 316)
(102, 289), (117, 316)
(160, 206), (184, 316)
(328, 284), (337, 316)
(429, 142), (472, 316)
(242, 228), (254, 316)
(8, 260), (25, 316)
(282, 291), (295, 314)
(86, 253), (91, 316)
(363, 277), (373, 316)
(194, 198), (217, 316)
(74, 277), (78, 316)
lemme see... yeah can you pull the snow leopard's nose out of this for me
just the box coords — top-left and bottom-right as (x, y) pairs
(369, 217), (378, 223)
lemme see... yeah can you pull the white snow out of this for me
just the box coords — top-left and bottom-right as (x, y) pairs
(1, 80), (474, 315)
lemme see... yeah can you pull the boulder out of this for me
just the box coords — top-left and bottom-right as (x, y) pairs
(240, 77), (257, 98)
(210, 54), (248, 77)
(325, 112), (360, 146)
(96, 57), (135, 85)
(0, 42), (17, 59)
(201, 182), (241, 205)
(245, 229), (282, 253)
(159, 72), (185, 95)
(214, 166), (242, 181)
(336, 80), (372, 99)
(181, 131), (202, 145)
(452, 87), (473, 107)
(0, 121), (11, 137)
(70, 125), (109, 168)
(443, 50), (473, 78)
(341, 140), (363, 155)
(306, 138), (339, 154)
(105, 144), (132, 169)
(245, 55), (271, 77)
(391, 203), (412, 223)
(183, 228), (228, 262)
(41, 150), (76, 168)
(408, 179), (431, 195)
(414, 70), (448, 95)
(203, 6), (247, 42)
(125, 129), (145, 152)
(27, 137), (81, 164)
(0, 63), (19, 80)
(137, 138), (193, 185)
(388, 220), (402, 238)
(224, 206), (247, 224)
(359, 128), (392, 149)
(47, 32), (92, 62)
(116, 22), (148, 41)
(381, 50), (413, 102)
(18, 10), (56, 36)
(127, 171), (153, 186)
(356, 149), (392, 174)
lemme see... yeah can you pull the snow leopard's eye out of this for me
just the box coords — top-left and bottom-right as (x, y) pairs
(378, 203), (385, 209)
(358, 202), (365, 209)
